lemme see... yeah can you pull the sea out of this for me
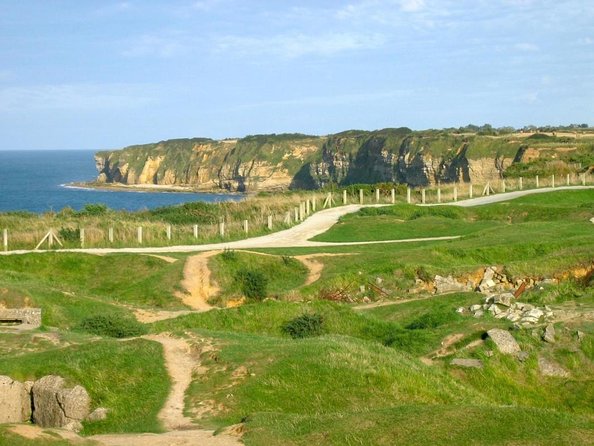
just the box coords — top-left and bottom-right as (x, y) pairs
(0, 150), (241, 213)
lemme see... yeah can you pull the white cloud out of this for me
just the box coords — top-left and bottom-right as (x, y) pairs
(400, 0), (426, 12)
(0, 83), (158, 112)
(514, 42), (539, 51)
(121, 32), (190, 57)
(215, 32), (386, 58)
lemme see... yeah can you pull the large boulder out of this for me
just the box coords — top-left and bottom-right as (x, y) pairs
(434, 275), (468, 294)
(487, 328), (521, 355)
(0, 375), (31, 423)
(32, 375), (90, 431)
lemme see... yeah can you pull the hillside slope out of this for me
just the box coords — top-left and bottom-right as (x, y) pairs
(95, 129), (594, 192)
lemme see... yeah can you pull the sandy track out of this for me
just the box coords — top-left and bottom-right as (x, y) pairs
(90, 334), (242, 446)
(175, 251), (220, 311)
(294, 253), (352, 285)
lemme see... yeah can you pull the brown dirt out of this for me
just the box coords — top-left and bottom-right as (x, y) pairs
(8, 424), (90, 443)
(294, 253), (352, 286)
(144, 254), (179, 263)
(133, 309), (194, 323)
(175, 251), (221, 311)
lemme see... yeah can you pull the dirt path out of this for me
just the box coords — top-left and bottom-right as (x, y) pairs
(175, 251), (220, 311)
(90, 334), (242, 446)
(294, 253), (352, 285)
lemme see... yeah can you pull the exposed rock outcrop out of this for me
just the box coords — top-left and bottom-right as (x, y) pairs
(0, 375), (31, 423)
(96, 129), (576, 192)
(32, 375), (91, 432)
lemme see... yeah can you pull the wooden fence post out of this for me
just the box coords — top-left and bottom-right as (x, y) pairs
(80, 228), (85, 248)
(267, 215), (273, 230)
(312, 197), (316, 212)
(437, 187), (441, 203)
(343, 190), (347, 205)
(108, 227), (114, 243)
(421, 189), (426, 204)
(501, 180), (506, 193)
(137, 226), (143, 244)
(166, 224), (172, 241)
(294, 207), (299, 221)
(519, 177), (523, 190)
(583, 174), (587, 186)
(453, 187), (458, 202)
(551, 174), (555, 188)
(566, 173), (570, 186)
(536, 175), (539, 188)
(306, 200), (311, 215)
(469, 183), (473, 198)
(359, 189), (363, 204)
(3, 229), (8, 251)
(243, 220), (249, 234)
(219, 221), (225, 237)
(391, 188), (396, 204)
(375, 188), (380, 203)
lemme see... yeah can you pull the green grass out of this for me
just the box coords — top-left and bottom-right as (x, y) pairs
(208, 251), (308, 302)
(0, 253), (186, 309)
(0, 427), (98, 446)
(0, 338), (168, 435)
(243, 405), (594, 446)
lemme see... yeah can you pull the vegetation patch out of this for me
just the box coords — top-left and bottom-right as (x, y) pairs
(282, 313), (324, 339)
(76, 314), (147, 338)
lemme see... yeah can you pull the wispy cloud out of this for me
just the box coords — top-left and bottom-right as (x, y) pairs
(120, 32), (191, 57)
(514, 42), (539, 51)
(233, 88), (419, 110)
(215, 32), (386, 58)
(399, 0), (426, 12)
(0, 83), (158, 112)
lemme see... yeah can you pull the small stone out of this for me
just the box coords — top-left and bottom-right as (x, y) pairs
(473, 310), (484, 318)
(87, 407), (109, 422)
(494, 293), (514, 307)
(576, 330), (585, 342)
(516, 351), (530, 362)
(487, 328), (521, 355)
(456, 307), (466, 314)
(0, 376), (31, 423)
(484, 350), (494, 357)
(521, 316), (540, 325)
(542, 324), (556, 343)
(359, 285), (366, 293)
(469, 304), (482, 312)
(488, 304), (503, 315)
(538, 357), (570, 378)
(524, 308), (544, 319)
(375, 277), (383, 285)
(362, 296), (371, 303)
(451, 358), (483, 369)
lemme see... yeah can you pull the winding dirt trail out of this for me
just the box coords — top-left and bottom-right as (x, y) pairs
(294, 253), (352, 286)
(175, 251), (220, 311)
(90, 334), (242, 446)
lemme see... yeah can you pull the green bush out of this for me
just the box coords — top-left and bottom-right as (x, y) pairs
(76, 314), (147, 338)
(221, 249), (238, 262)
(58, 227), (80, 242)
(77, 203), (108, 216)
(235, 270), (268, 300)
(282, 313), (324, 339)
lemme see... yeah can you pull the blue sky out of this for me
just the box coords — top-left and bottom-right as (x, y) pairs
(0, 0), (593, 150)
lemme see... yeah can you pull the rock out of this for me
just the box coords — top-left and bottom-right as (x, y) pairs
(456, 307), (466, 314)
(469, 304), (482, 312)
(542, 324), (556, 343)
(488, 304), (503, 316)
(375, 277), (383, 285)
(485, 350), (494, 357)
(517, 351), (530, 362)
(521, 316), (540, 325)
(434, 275), (468, 294)
(473, 310), (484, 318)
(32, 375), (90, 432)
(451, 358), (483, 369)
(538, 357), (570, 378)
(0, 376), (31, 423)
(576, 330), (586, 342)
(87, 407), (109, 422)
(494, 293), (514, 307)
(487, 329), (521, 355)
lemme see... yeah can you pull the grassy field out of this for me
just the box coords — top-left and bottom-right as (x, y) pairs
(0, 188), (593, 444)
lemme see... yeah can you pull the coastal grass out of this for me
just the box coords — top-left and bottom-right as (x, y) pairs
(0, 338), (169, 435)
(0, 253), (186, 310)
(208, 251), (308, 304)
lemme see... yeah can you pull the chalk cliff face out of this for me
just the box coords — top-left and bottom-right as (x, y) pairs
(94, 129), (584, 192)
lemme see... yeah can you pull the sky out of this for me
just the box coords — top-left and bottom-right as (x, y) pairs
(0, 0), (593, 150)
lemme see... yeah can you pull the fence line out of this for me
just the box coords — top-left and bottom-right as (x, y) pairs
(2, 174), (592, 251)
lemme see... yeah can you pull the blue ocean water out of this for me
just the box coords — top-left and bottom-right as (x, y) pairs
(0, 150), (241, 213)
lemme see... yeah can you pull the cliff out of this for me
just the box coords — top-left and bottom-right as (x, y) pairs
(95, 129), (594, 192)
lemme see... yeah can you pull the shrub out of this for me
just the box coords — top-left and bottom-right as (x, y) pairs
(282, 313), (324, 339)
(78, 203), (108, 216)
(58, 227), (80, 242)
(221, 249), (238, 262)
(235, 270), (268, 300)
(76, 314), (147, 338)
